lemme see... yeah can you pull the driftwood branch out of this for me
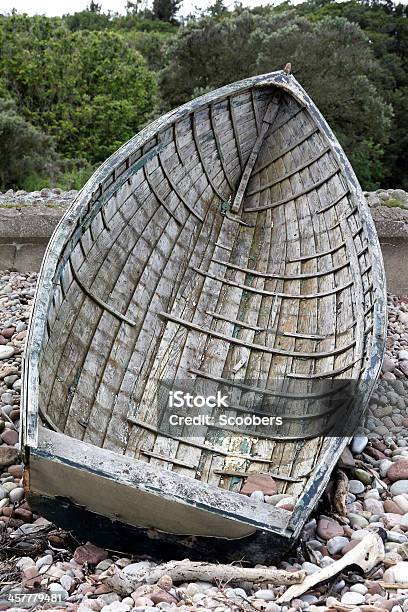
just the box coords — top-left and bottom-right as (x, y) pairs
(379, 581), (408, 589)
(100, 560), (306, 595)
(329, 604), (386, 612)
(277, 533), (385, 604)
(144, 561), (306, 586)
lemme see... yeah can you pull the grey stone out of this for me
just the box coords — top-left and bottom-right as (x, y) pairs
(349, 480), (365, 495)
(327, 536), (349, 555)
(351, 436), (368, 454)
(341, 591), (365, 605)
(60, 575), (73, 592)
(387, 531), (407, 544)
(48, 583), (69, 600)
(400, 513), (408, 529)
(9, 487), (24, 503)
(122, 561), (152, 576)
(250, 490), (265, 503)
(0, 346), (14, 360)
(383, 561), (408, 583)
(400, 362), (408, 377)
(264, 605), (281, 612)
(350, 584), (368, 595)
(364, 498), (384, 515)
(399, 312), (408, 325)
(233, 588), (248, 599)
(253, 590), (275, 601)
(391, 481), (408, 496)
(36, 554), (53, 569)
(301, 562), (321, 575)
(301, 594), (318, 604)
(348, 513), (369, 528)
(383, 355), (396, 372)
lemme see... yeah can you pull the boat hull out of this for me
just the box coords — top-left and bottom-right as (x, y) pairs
(22, 70), (386, 557)
(28, 495), (292, 564)
(27, 427), (292, 563)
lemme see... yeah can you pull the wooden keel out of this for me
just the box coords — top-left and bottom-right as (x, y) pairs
(28, 494), (292, 564)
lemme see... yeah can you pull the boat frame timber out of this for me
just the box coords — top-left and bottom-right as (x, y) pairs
(21, 70), (386, 563)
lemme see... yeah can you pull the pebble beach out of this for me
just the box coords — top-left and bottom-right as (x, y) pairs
(1, 271), (408, 612)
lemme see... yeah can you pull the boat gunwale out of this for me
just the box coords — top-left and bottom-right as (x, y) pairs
(21, 70), (387, 542)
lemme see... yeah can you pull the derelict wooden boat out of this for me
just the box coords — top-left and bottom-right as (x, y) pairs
(22, 70), (386, 562)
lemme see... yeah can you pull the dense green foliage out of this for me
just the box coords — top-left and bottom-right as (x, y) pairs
(0, 97), (59, 190)
(0, 0), (406, 190)
(159, 2), (406, 189)
(0, 15), (157, 163)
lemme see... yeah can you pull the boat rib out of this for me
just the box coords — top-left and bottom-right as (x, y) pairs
(244, 167), (340, 212)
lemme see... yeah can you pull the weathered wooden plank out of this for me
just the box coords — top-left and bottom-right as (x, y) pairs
(244, 168), (340, 212)
(192, 266), (353, 299)
(231, 96), (281, 213)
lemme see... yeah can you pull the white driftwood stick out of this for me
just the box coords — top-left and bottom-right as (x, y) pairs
(330, 605), (385, 612)
(144, 561), (306, 585)
(277, 532), (385, 604)
(326, 601), (384, 612)
(101, 560), (306, 594)
(379, 581), (408, 589)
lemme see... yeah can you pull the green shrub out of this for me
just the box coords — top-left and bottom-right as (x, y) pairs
(0, 97), (60, 190)
(55, 163), (95, 191)
(0, 16), (157, 165)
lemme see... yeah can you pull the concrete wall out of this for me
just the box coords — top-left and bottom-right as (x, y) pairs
(371, 206), (408, 295)
(0, 207), (63, 272)
(1, 203), (408, 295)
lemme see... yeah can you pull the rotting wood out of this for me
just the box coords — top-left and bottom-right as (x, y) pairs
(189, 367), (352, 400)
(333, 469), (349, 517)
(213, 470), (304, 482)
(252, 126), (319, 176)
(211, 255), (352, 280)
(316, 187), (350, 214)
(209, 103), (235, 191)
(22, 69), (387, 559)
(246, 146), (331, 196)
(69, 260), (137, 327)
(191, 266), (354, 299)
(244, 167), (339, 212)
(160, 311), (356, 358)
(143, 165), (183, 226)
(192, 112), (226, 202)
(231, 95), (281, 213)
